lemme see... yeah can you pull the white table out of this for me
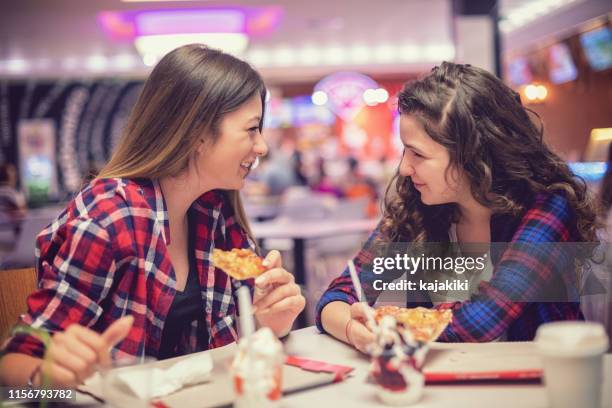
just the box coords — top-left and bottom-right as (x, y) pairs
(71, 326), (611, 407)
(250, 217), (377, 284)
(251, 218), (378, 241)
(283, 327), (612, 408)
(244, 201), (280, 221)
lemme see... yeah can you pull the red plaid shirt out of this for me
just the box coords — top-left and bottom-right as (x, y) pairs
(2, 178), (254, 359)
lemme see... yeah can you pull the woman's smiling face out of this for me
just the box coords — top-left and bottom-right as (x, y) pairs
(398, 113), (467, 205)
(195, 93), (268, 191)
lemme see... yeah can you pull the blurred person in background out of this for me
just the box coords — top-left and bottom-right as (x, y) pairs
(343, 156), (380, 218)
(317, 62), (600, 351)
(292, 150), (309, 187)
(256, 150), (295, 195)
(0, 163), (27, 234)
(257, 134), (307, 196)
(0, 44), (304, 387)
(312, 158), (343, 198)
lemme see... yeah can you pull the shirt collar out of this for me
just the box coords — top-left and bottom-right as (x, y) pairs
(145, 178), (229, 245)
(131, 178), (171, 245)
(151, 179), (170, 245)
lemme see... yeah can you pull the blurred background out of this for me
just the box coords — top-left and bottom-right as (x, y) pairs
(0, 0), (610, 324)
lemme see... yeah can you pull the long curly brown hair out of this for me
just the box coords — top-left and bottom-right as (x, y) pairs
(380, 62), (600, 246)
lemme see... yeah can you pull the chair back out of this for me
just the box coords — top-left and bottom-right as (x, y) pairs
(0, 267), (38, 343)
(0, 217), (51, 268)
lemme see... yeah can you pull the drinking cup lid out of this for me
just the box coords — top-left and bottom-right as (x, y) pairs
(535, 321), (609, 356)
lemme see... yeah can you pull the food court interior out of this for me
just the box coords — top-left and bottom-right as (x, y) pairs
(0, 0), (611, 329)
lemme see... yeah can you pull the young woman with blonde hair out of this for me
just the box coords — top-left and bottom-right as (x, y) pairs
(0, 44), (305, 387)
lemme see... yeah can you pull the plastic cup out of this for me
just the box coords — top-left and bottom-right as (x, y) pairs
(233, 362), (282, 408)
(535, 321), (609, 408)
(232, 328), (284, 408)
(233, 358), (282, 408)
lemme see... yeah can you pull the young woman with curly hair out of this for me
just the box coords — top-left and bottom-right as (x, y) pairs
(316, 62), (599, 351)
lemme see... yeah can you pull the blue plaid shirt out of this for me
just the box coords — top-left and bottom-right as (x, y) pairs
(316, 193), (584, 341)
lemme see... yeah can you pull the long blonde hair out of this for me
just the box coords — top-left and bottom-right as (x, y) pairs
(97, 44), (266, 241)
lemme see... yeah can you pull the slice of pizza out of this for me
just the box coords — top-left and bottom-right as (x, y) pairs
(211, 248), (266, 280)
(374, 306), (453, 343)
(394, 307), (452, 343)
(374, 305), (401, 322)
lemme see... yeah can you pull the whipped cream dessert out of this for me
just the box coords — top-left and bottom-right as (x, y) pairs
(232, 327), (284, 408)
(368, 315), (426, 406)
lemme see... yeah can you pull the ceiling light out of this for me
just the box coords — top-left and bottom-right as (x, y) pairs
(85, 56), (108, 72)
(142, 54), (158, 67)
(5, 59), (30, 73)
(322, 45), (346, 65)
(61, 57), (79, 70)
(347, 44), (370, 64)
(297, 46), (321, 65)
(134, 33), (249, 62)
(424, 44), (455, 61)
(311, 90), (328, 106)
(502, 0), (585, 33)
(247, 48), (270, 67)
(523, 83), (548, 102)
(374, 88), (389, 103)
(111, 54), (138, 70)
(398, 44), (421, 62)
(135, 9), (245, 35)
(271, 47), (296, 66)
(373, 44), (395, 63)
(363, 88), (379, 106)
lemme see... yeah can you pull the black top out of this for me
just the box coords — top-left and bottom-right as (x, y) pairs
(158, 216), (205, 360)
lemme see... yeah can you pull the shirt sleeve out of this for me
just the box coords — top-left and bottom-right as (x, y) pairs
(315, 223), (386, 333)
(315, 222), (437, 333)
(434, 194), (576, 342)
(2, 217), (116, 358)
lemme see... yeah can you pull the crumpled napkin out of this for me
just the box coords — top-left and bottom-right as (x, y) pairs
(114, 353), (213, 399)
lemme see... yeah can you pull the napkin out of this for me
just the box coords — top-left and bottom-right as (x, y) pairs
(114, 353), (213, 399)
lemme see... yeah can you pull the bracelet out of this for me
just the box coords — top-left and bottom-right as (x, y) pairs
(344, 319), (354, 345)
(27, 364), (42, 388)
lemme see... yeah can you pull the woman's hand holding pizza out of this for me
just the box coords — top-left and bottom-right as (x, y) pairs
(252, 250), (305, 337)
